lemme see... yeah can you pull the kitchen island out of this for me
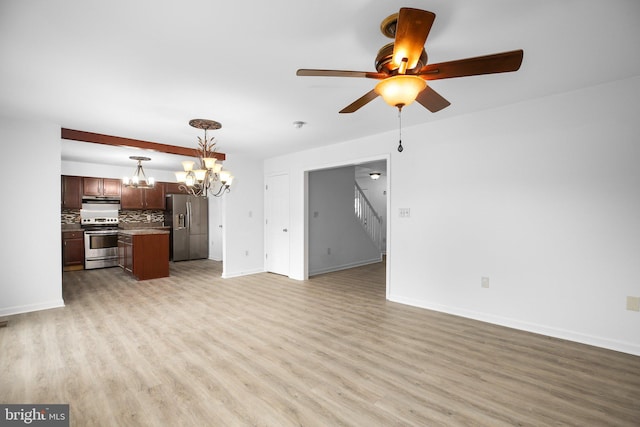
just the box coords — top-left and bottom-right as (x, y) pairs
(118, 229), (170, 280)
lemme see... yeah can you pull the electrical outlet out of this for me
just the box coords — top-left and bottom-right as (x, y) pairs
(626, 296), (640, 312)
(481, 277), (490, 288)
(245, 250), (249, 256)
(399, 208), (410, 218)
(327, 248), (331, 255)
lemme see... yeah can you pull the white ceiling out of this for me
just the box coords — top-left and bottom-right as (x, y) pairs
(1, 0), (639, 171)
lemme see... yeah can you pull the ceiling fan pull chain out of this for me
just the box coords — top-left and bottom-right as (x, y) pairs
(397, 106), (404, 152)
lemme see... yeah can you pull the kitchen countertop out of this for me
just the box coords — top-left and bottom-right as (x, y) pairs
(118, 222), (169, 230)
(61, 223), (171, 232)
(61, 224), (82, 231)
(118, 229), (170, 236)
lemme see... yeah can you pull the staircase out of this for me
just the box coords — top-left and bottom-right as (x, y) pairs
(354, 182), (383, 251)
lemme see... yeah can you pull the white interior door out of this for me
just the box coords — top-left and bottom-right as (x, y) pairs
(266, 173), (290, 276)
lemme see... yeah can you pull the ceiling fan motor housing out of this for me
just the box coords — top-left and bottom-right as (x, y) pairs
(375, 42), (428, 74)
(380, 13), (399, 38)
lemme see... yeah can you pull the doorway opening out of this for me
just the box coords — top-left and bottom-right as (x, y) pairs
(306, 158), (389, 295)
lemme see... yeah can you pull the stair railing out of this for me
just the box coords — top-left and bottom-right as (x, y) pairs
(354, 182), (383, 251)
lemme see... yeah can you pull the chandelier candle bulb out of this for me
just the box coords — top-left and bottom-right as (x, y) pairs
(175, 171), (187, 183)
(203, 158), (217, 169)
(182, 160), (195, 172)
(219, 170), (232, 183)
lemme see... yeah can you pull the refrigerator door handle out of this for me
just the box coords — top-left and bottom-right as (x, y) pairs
(186, 200), (191, 230)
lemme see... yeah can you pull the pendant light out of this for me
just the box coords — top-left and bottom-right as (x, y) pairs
(123, 156), (155, 188)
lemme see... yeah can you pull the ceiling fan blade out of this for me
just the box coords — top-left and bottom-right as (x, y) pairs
(296, 69), (387, 79)
(392, 8), (436, 70)
(418, 49), (524, 80)
(339, 90), (379, 114)
(416, 85), (451, 113)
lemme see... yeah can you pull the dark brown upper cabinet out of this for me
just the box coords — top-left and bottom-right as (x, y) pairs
(83, 177), (121, 198)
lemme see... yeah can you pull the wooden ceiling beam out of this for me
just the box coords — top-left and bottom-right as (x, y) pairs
(61, 128), (226, 161)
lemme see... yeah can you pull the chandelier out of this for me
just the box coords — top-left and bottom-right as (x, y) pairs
(123, 156), (155, 188)
(175, 119), (233, 197)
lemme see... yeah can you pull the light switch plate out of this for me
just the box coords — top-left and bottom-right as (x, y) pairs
(626, 296), (640, 312)
(481, 277), (490, 288)
(399, 208), (411, 218)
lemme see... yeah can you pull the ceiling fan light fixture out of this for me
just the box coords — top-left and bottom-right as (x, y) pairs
(375, 75), (427, 108)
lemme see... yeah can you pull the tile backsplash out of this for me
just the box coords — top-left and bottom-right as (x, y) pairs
(62, 209), (80, 224)
(120, 210), (165, 224)
(61, 209), (164, 225)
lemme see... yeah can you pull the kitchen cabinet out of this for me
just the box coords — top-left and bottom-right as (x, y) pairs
(83, 177), (121, 198)
(61, 175), (82, 209)
(118, 233), (133, 273)
(164, 182), (189, 194)
(118, 230), (169, 280)
(120, 183), (165, 210)
(62, 230), (84, 271)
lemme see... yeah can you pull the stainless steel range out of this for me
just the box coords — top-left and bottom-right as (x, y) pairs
(80, 198), (120, 269)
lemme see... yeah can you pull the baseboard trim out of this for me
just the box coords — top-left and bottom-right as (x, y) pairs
(0, 299), (65, 317)
(388, 295), (640, 357)
(221, 268), (265, 279)
(309, 256), (382, 277)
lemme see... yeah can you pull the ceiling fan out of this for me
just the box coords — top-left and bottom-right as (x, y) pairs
(297, 7), (524, 115)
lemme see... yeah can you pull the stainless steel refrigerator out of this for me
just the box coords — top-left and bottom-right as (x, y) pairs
(165, 194), (208, 261)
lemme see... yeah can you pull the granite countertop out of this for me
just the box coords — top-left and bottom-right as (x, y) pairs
(61, 224), (82, 231)
(118, 229), (170, 236)
(61, 223), (171, 233)
(118, 222), (169, 230)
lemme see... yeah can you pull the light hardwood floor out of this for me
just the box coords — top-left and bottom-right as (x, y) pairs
(1, 260), (639, 426)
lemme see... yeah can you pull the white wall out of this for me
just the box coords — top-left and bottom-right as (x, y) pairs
(309, 166), (381, 275)
(0, 117), (64, 316)
(265, 76), (640, 355)
(221, 154), (265, 278)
